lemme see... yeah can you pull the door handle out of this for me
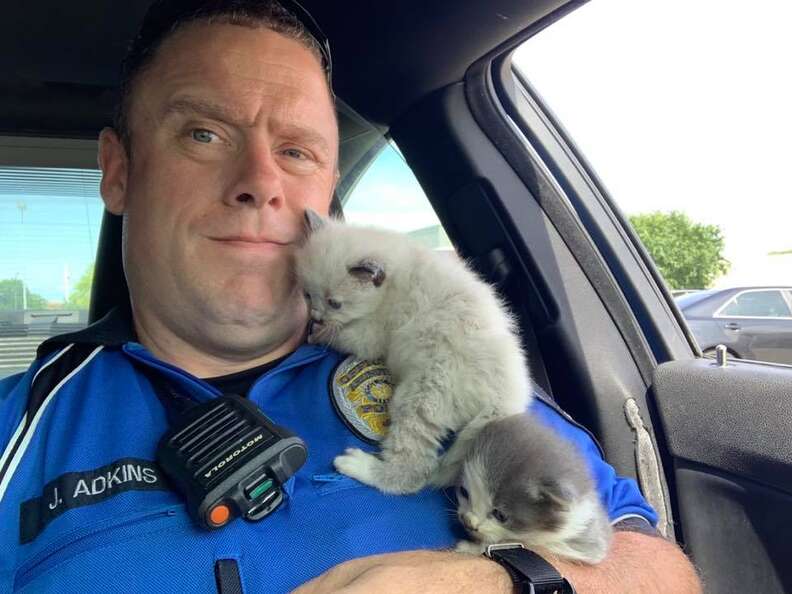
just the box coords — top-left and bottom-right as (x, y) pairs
(724, 322), (741, 330)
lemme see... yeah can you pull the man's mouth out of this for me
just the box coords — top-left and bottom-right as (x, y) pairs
(213, 235), (290, 245)
(209, 235), (293, 254)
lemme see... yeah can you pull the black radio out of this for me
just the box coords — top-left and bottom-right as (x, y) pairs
(156, 394), (307, 530)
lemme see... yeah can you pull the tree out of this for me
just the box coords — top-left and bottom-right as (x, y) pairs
(67, 263), (94, 309)
(0, 279), (48, 311)
(629, 211), (730, 289)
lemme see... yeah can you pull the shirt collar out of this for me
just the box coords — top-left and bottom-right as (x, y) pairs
(37, 303), (136, 358)
(37, 304), (336, 375)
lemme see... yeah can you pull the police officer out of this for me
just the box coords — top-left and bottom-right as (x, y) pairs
(0, 1), (702, 592)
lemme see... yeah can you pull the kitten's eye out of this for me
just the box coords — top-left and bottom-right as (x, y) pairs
(327, 297), (342, 310)
(491, 508), (508, 523)
(458, 486), (469, 500)
(303, 291), (311, 302)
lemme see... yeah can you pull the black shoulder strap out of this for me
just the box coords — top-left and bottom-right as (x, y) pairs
(132, 362), (199, 425)
(0, 344), (100, 489)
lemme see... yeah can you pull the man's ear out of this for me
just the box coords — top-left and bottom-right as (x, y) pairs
(98, 127), (129, 215)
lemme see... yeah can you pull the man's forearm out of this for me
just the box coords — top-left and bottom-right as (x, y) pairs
(540, 531), (703, 594)
(293, 531), (702, 594)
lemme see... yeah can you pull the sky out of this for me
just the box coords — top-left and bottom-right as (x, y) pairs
(0, 182), (102, 303)
(512, 0), (792, 287)
(343, 144), (445, 233)
(0, 167), (104, 301)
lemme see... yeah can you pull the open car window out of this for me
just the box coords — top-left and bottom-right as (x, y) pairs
(512, 0), (792, 366)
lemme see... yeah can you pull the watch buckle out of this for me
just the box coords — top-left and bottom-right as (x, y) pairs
(484, 542), (526, 557)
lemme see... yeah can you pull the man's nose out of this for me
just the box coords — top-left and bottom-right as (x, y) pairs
(224, 146), (285, 210)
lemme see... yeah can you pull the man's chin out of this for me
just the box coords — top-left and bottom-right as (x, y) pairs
(194, 302), (304, 350)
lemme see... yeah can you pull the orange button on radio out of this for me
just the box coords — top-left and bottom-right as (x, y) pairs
(208, 503), (231, 527)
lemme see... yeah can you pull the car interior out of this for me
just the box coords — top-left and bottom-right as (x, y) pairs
(2, 1), (792, 592)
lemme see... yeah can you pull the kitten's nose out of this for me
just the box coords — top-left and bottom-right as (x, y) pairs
(461, 512), (480, 531)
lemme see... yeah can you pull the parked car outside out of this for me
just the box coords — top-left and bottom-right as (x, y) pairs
(676, 287), (792, 365)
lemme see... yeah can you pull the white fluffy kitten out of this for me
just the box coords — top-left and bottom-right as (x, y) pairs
(454, 414), (612, 564)
(295, 210), (532, 494)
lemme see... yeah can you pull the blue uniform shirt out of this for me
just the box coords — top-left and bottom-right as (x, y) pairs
(0, 311), (656, 593)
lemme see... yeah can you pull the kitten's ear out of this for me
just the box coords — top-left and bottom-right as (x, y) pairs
(304, 208), (327, 234)
(348, 259), (386, 287)
(526, 479), (577, 510)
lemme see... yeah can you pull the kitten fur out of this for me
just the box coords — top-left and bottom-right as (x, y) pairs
(454, 413), (612, 564)
(295, 211), (532, 494)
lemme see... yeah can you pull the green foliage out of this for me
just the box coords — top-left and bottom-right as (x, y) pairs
(629, 211), (730, 289)
(67, 263), (94, 309)
(0, 279), (48, 310)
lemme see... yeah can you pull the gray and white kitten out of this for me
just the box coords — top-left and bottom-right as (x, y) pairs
(454, 413), (612, 564)
(295, 210), (532, 494)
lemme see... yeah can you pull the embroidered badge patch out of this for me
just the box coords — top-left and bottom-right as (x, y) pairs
(330, 356), (393, 444)
(19, 458), (168, 544)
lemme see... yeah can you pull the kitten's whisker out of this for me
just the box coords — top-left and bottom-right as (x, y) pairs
(327, 325), (339, 350)
(441, 489), (457, 505)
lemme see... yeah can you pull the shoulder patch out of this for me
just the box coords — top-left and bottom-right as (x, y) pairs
(329, 356), (392, 444)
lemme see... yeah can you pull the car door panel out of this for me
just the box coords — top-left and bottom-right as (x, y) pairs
(651, 358), (792, 593)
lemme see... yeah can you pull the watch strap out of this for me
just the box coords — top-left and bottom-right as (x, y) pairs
(486, 544), (575, 594)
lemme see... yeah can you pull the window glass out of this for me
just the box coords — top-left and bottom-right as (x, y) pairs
(720, 291), (791, 318)
(513, 0), (792, 364)
(0, 166), (103, 378)
(342, 141), (453, 251)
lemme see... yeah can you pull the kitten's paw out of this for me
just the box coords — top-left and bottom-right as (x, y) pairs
(333, 448), (379, 486)
(454, 540), (486, 555)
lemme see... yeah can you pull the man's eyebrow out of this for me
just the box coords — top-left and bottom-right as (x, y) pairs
(161, 96), (241, 124)
(276, 124), (332, 155)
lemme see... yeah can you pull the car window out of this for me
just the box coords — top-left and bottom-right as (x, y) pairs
(719, 290), (792, 318)
(0, 165), (102, 379)
(513, 0), (792, 364)
(341, 141), (453, 251)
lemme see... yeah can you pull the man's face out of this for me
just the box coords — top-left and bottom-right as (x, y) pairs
(101, 22), (338, 357)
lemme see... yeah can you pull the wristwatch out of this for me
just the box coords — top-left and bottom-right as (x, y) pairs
(484, 543), (576, 594)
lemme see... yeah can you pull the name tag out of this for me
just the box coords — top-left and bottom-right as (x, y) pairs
(19, 458), (168, 544)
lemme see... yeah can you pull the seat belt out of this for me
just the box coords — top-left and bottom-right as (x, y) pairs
(0, 343), (100, 494)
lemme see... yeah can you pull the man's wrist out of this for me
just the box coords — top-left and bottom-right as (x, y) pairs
(482, 544), (575, 594)
(465, 554), (520, 593)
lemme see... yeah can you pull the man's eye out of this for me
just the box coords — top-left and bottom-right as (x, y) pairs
(191, 129), (219, 143)
(282, 148), (308, 160)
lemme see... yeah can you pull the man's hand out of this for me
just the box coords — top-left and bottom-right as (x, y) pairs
(291, 531), (703, 594)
